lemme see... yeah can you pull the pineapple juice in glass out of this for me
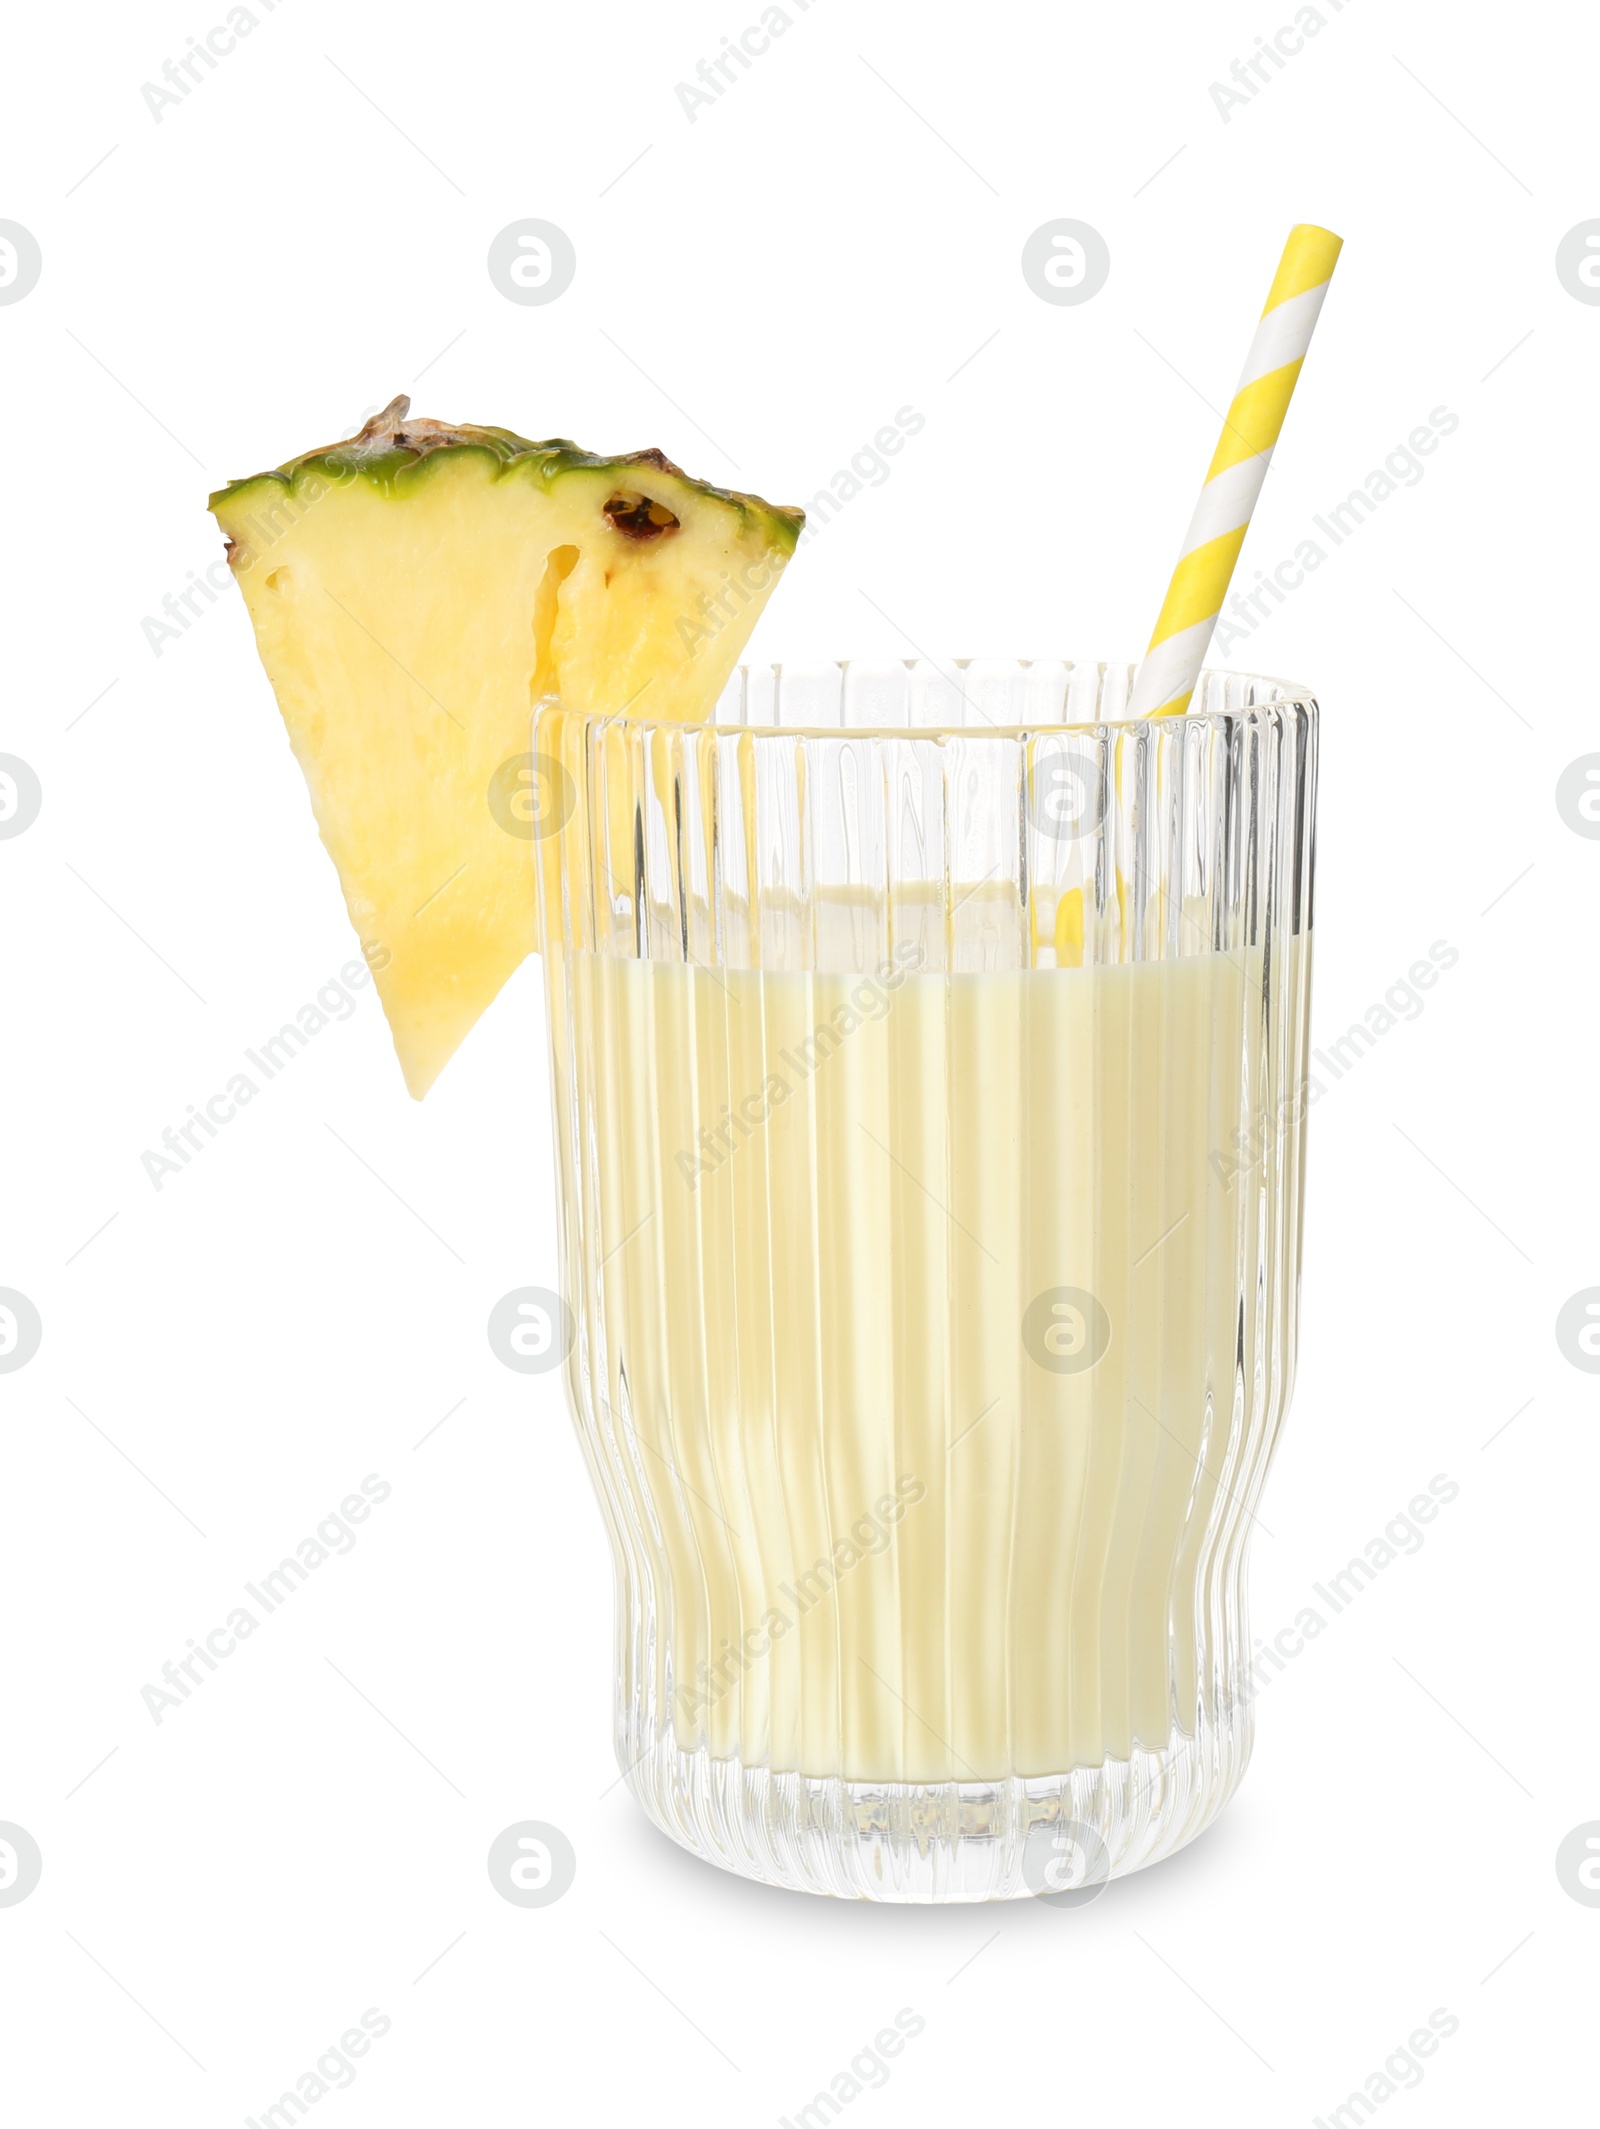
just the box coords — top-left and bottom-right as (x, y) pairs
(536, 656), (1316, 1901)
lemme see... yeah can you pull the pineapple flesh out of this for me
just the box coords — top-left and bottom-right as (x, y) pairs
(210, 397), (803, 1097)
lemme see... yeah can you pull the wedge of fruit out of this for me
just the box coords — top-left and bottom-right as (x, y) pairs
(210, 396), (803, 1097)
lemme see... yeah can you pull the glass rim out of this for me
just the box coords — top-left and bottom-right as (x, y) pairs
(542, 658), (1319, 743)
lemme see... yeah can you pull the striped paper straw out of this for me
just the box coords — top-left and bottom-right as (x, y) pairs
(1128, 223), (1343, 719)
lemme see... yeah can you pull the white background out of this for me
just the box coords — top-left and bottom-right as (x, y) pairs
(2, 0), (1593, 2121)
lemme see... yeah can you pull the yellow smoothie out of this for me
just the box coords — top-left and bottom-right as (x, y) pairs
(549, 918), (1304, 1787)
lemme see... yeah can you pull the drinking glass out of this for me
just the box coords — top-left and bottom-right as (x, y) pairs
(534, 658), (1315, 1901)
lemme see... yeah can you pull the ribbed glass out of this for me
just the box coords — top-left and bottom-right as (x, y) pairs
(535, 659), (1315, 1901)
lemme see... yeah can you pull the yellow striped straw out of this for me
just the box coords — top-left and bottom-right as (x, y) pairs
(1128, 223), (1342, 719)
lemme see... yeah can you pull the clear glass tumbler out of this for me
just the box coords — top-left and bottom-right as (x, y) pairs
(534, 658), (1315, 1901)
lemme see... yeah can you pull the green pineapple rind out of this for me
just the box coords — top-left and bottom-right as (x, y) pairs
(208, 416), (804, 551)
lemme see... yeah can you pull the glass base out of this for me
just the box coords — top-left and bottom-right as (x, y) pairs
(620, 1700), (1252, 1902)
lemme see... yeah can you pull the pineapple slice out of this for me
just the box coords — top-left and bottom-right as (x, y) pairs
(210, 396), (803, 1098)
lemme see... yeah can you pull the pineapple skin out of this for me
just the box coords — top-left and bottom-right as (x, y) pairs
(210, 403), (802, 1097)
